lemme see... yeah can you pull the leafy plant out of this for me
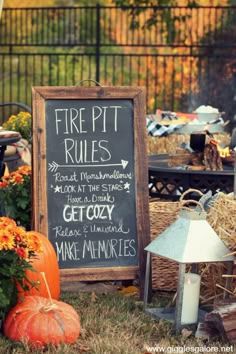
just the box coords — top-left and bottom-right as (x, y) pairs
(18, 231), (61, 300)
(2, 112), (32, 143)
(0, 166), (31, 229)
(0, 217), (42, 320)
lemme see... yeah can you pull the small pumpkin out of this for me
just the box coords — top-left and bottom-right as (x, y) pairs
(18, 231), (60, 300)
(4, 295), (80, 348)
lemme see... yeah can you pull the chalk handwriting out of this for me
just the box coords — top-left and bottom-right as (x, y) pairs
(54, 106), (123, 135)
(89, 220), (129, 234)
(46, 100), (138, 268)
(80, 170), (132, 183)
(53, 226), (82, 238)
(82, 238), (136, 259)
(63, 204), (115, 222)
(64, 138), (111, 164)
(53, 171), (78, 182)
(55, 238), (136, 262)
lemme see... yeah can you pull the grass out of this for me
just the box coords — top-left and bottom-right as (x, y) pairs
(0, 287), (234, 354)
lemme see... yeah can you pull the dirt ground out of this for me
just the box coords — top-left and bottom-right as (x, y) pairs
(60, 281), (122, 294)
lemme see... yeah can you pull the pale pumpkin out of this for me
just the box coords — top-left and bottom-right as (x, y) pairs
(18, 231), (60, 300)
(4, 295), (80, 348)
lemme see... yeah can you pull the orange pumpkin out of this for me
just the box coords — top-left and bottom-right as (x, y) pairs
(4, 295), (80, 348)
(18, 231), (60, 300)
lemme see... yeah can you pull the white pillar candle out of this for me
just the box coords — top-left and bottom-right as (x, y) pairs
(181, 273), (201, 324)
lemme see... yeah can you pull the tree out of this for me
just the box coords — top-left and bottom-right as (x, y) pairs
(112, 0), (198, 30)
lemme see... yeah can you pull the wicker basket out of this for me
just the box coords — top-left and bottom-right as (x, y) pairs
(149, 199), (181, 292)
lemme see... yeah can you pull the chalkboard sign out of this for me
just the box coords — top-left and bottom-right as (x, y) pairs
(32, 86), (150, 284)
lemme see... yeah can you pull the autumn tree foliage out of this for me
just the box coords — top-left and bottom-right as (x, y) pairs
(2, 0), (236, 125)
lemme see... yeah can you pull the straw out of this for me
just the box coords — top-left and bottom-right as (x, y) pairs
(234, 148), (236, 200)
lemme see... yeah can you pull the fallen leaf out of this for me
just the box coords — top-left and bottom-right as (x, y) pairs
(181, 328), (193, 338)
(117, 285), (139, 296)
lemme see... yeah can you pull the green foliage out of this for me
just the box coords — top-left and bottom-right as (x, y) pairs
(0, 218), (42, 320)
(112, 0), (197, 34)
(55, 0), (109, 5)
(0, 278), (16, 312)
(0, 166), (31, 229)
(0, 251), (33, 317)
(113, 0), (197, 5)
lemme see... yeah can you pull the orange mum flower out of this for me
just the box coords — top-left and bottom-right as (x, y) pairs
(0, 180), (9, 189)
(11, 226), (27, 245)
(14, 232), (24, 244)
(16, 246), (28, 259)
(2, 174), (10, 181)
(12, 173), (24, 184)
(0, 217), (17, 228)
(26, 232), (43, 253)
(0, 230), (15, 250)
(18, 165), (31, 176)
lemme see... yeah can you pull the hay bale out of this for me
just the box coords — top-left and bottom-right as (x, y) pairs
(207, 193), (236, 249)
(147, 134), (189, 155)
(147, 133), (231, 155)
(200, 193), (236, 305)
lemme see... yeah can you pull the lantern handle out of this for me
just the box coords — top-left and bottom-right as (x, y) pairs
(180, 188), (204, 201)
(180, 199), (205, 212)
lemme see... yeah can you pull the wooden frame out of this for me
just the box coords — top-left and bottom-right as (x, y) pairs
(32, 86), (150, 289)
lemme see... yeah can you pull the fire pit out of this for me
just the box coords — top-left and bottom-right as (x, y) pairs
(168, 132), (234, 172)
(148, 152), (235, 200)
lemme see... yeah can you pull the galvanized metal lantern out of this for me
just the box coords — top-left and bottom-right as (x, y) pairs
(144, 200), (234, 333)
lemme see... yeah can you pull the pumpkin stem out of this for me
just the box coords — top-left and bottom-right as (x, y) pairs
(40, 303), (58, 313)
(41, 272), (53, 304)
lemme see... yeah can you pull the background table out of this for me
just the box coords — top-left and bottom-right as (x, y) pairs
(0, 132), (21, 217)
(0, 132), (21, 177)
(148, 154), (234, 200)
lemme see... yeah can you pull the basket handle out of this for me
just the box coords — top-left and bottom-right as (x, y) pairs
(180, 188), (204, 202)
(180, 199), (205, 212)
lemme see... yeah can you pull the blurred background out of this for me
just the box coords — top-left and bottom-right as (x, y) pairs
(1, 0), (236, 133)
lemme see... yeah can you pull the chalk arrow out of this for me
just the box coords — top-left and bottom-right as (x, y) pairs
(48, 161), (59, 172)
(121, 160), (128, 169)
(48, 160), (129, 172)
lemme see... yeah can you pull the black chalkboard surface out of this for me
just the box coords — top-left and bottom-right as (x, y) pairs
(32, 86), (150, 284)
